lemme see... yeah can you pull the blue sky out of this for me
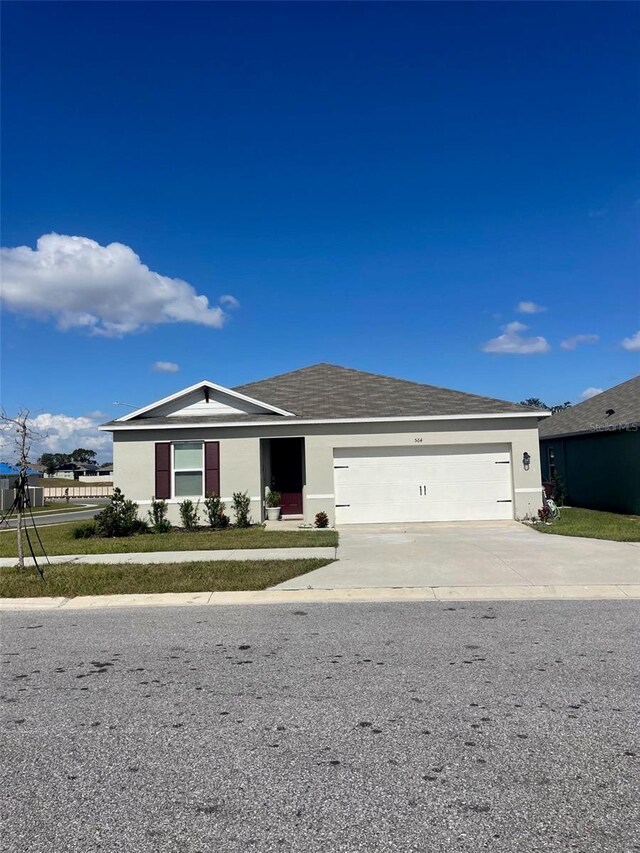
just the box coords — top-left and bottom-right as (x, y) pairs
(1, 2), (638, 460)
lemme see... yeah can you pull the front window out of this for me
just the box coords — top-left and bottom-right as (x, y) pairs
(174, 441), (203, 496)
(547, 447), (556, 478)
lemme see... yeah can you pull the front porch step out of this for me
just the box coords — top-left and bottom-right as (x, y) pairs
(264, 518), (317, 531)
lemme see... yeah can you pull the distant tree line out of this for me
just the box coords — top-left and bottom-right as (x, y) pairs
(520, 398), (572, 415)
(37, 448), (104, 474)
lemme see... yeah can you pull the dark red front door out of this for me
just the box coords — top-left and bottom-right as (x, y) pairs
(270, 437), (305, 516)
(280, 491), (303, 515)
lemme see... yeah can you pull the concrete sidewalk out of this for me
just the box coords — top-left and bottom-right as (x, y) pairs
(0, 546), (337, 568)
(1, 583), (639, 610)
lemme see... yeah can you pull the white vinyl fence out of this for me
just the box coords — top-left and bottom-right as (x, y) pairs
(43, 485), (113, 499)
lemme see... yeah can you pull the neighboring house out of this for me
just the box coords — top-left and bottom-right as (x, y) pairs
(539, 375), (640, 515)
(0, 463), (43, 511)
(77, 464), (113, 483)
(0, 462), (41, 487)
(100, 363), (549, 526)
(44, 463), (113, 481)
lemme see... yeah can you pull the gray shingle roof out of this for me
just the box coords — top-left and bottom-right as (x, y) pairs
(538, 375), (640, 439)
(234, 363), (538, 419)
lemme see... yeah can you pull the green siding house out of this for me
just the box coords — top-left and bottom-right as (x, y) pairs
(539, 375), (640, 515)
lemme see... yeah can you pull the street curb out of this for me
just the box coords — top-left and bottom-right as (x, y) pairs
(2, 584), (639, 610)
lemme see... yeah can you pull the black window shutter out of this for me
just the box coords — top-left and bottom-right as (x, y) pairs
(204, 441), (220, 496)
(155, 443), (171, 499)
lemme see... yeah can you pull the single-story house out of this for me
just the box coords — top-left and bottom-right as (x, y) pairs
(45, 463), (114, 481)
(539, 375), (640, 515)
(0, 462), (41, 486)
(100, 363), (550, 526)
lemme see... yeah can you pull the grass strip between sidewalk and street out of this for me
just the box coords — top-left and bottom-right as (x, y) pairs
(0, 523), (338, 557)
(529, 507), (640, 542)
(0, 558), (333, 598)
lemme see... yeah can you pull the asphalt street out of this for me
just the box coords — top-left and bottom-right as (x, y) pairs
(1, 601), (637, 852)
(0, 503), (104, 530)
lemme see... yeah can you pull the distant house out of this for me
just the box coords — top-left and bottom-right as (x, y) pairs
(0, 462), (43, 511)
(77, 464), (113, 483)
(539, 375), (640, 515)
(100, 363), (549, 526)
(0, 461), (41, 486)
(44, 462), (113, 481)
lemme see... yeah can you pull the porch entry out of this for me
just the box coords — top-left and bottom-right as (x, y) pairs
(266, 437), (305, 516)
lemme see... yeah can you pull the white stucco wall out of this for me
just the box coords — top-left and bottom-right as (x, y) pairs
(112, 417), (543, 526)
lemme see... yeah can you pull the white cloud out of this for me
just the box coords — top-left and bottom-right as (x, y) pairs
(579, 387), (604, 400)
(482, 321), (551, 355)
(0, 413), (111, 463)
(560, 334), (599, 350)
(516, 301), (546, 314)
(0, 233), (239, 337)
(152, 361), (180, 373)
(621, 331), (640, 351)
(220, 294), (240, 309)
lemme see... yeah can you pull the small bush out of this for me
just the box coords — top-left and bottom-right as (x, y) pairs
(73, 522), (97, 539)
(203, 493), (230, 529)
(551, 473), (567, 507)
(232, 491), (251, 528)
(314, 511), (329, 529)
(265, 489), (281, 508)
(95, 488), (147, 538)
(178, 499), (200, 531)
(148, 497), (172, 533)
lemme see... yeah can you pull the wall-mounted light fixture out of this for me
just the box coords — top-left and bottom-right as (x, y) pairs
(522, 451), (531, 470)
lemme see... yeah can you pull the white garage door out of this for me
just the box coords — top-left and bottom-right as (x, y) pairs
(333, 444), (513, 524)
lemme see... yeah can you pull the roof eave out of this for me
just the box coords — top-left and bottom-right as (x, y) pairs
(100, 410), (547, 432)
(540, 421), (639, 441)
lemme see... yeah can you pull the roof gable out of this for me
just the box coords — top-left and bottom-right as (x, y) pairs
(114, 380), (294, 422)
(539, 375), (640, 438)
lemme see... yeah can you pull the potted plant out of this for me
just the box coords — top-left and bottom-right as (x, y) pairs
(265, 489), (281, 521)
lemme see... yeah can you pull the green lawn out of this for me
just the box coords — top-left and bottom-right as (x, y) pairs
(530, 507), (640, 542)
(0, 558), (332, 597)
(0, 522), (338, 557)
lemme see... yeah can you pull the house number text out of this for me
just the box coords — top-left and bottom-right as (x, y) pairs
(414, 438), (423, 443)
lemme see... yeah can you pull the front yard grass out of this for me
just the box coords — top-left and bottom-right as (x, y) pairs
(0, 523), (338, 557)
(0, 558), (333, 598)
(529, 507), (640, 542)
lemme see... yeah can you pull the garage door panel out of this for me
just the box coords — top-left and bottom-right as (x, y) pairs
(334, 445), (513, 524)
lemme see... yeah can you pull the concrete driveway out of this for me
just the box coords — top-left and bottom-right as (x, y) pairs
(274, 521), (640, 590)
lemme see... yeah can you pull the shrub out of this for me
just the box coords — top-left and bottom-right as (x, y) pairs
(551, 473), (567, 507)
(314, 511), (329, 529)
(95, 488), (147, 538)
(232, 491), (251, 528)
(265, 489), (281, 508)
(73, 521), (97, 539)
(148, 497), (172, 533)
(178, 499), (200, 531)
(203, 492), (230, 529)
